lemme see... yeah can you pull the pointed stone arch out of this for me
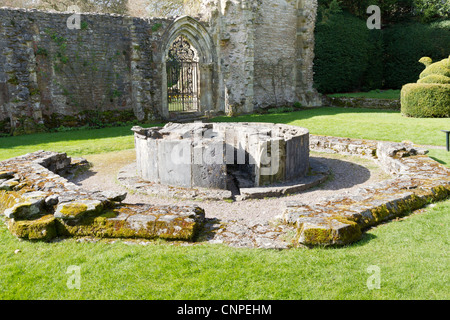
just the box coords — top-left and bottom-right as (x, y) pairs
(160, 16), (216, 119)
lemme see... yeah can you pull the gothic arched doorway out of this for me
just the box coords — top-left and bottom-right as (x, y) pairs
(160, 16), (216, 119)
(166, 35), (200, 113)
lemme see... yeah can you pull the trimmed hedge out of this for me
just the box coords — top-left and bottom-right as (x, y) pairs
(419, 56), (450, 79)
(314, 18), (450, 93)
(401, 83), (450, 117)
(418, 75), (450, 84)
(313, 12), (383, 93)
(383, 21), (450, 89)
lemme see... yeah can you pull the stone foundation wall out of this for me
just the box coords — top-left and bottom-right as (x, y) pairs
(0, 151), (205, 241)
(284, 137), (450, 247)
(323, 96), (401, 110)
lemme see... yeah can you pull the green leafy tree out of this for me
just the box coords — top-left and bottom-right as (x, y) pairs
(318, 0), (448, 23)
(413, 0), (450, 22)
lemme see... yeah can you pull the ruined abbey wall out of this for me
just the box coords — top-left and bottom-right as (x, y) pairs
(0, 0), (321, 135)
(185, 0), (321, 113)
(0, 7), (173, 134)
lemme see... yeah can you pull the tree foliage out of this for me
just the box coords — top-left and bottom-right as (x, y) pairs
(315, 0), (450, 93)
(318, 0), (449, 23)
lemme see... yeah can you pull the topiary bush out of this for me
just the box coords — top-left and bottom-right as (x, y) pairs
(419, 56), (450, 79)
(417, 74), (450, 84)
(401, 55), (450, 117)
(401, 83), (450, 117)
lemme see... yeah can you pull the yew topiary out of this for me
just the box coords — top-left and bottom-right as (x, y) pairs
(401, 55), (450, 117)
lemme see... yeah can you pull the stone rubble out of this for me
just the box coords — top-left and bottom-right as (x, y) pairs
(0, 151), (205, 241)
(282, 137), (450, 246)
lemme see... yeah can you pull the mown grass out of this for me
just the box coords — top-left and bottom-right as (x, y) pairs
(0, 124), (163, 161)
(1, 107), (448, 162)
(0, 200), (448, 300)
(0, 107), (449, 300)
(212, 107), (449, 148)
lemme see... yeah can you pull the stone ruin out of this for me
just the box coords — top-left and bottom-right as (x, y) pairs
(0, 135), (449, 247)
(132, 122), (310, 190)
(0, 151), (205, 241)
(0, 0), (322, 135)
(127, 122), (330, 201)
(0, 0), (449, 247)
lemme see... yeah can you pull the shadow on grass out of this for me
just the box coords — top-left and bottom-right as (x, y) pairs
(210, 106), (398, 125)
(0, 107), (390, 150)
(0, 122), (166, 150)
(429, 156), (449, 167)
(352, 232), (378, 247)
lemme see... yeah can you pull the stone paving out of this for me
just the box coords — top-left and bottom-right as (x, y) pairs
(282, 136), (450, 246)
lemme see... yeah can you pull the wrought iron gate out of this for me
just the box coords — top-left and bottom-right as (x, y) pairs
(167, 36), (199, 112)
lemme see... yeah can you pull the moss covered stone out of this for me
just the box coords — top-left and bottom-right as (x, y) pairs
(54, 200), (103, 220)
(296, 216), (362, 246)
(8, 215), (57, 241)
(0, 171), (15, 179)
(56, 205), (204, 241)
(4, 194), (45, 220)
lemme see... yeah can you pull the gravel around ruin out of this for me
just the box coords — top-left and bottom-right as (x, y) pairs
(70, 149), (392, 248)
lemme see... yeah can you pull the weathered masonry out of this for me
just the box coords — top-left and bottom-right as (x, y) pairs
(0, 1), (321, 135)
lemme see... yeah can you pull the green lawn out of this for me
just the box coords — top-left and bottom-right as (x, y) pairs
(0, 107), (449, 300)
(212, 107), (450, 166)
(1, 107), (448, 162)
(327, 89), (401, 100)
(0, 201), (448, 299)
(0, 123), (163, 161)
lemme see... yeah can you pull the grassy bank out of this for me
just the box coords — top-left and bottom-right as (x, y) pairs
(327, 90), (401, 100)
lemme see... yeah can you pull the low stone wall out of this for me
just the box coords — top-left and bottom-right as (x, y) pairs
(283, 137), (450, 247)
(2, 136), (448, 247)
(0, 151), (205, 241)
(323, 96), (401, 110)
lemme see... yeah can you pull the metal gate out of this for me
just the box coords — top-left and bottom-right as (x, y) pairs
(167, 36), (199, 112)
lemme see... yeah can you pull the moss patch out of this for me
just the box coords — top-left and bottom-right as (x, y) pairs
(58, 203), (88, 218)
(8, 215), (57, 241)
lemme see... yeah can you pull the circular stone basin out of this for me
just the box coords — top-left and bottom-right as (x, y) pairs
(132, 122), (310, 191)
